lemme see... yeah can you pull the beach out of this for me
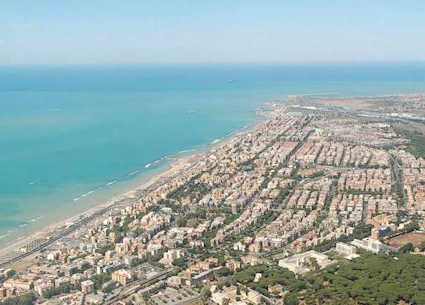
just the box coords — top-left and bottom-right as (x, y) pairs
(0, 151), (196, 262)
(0, 114), (265, 267)
(2, 63), (425, 267)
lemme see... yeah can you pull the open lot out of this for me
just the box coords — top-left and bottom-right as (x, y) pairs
(388, 232), (425, 249)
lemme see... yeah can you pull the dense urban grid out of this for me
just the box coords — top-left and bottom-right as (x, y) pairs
(2, 94), (425, 305)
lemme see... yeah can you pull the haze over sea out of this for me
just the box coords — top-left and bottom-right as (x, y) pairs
(1, 63), (425, 245)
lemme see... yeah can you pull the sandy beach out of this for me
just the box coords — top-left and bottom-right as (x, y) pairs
(0, 112), (267, 267)
(0, 150), (198, 264)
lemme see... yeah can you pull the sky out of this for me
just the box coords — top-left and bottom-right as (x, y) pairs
(1, 1), (425, 65)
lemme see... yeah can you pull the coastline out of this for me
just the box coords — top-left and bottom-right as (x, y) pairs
(0, 153), (194, 262)
(0, 106), (268, 265)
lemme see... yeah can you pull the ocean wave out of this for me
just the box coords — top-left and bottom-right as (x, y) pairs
(153, 156), (168, 164)
(0, 234), (9, 240)
(145, 163), (152, 168)
(73, 190), (95, 202)
(178, 149), (195, 154)
(82, 190), (95, 197)
(73, 191), (93, 201)
(211, 139), (221, 144)
(127, 170), (139, 176)
(29, 216), (42, 223)
(106, 180), (117, 186)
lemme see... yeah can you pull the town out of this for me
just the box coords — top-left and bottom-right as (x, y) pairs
(1, 95), (425, 305)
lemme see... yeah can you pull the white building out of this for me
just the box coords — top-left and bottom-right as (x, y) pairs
(211, 291), (230, 305)
(279, 250), (332, 274)
(335, 242), (359, 259)
(81, 280), (94, 294)
(160, 249), (185, 265)
(350, 237), (393, 254)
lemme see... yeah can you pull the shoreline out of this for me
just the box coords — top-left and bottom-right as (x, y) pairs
(0, 107), (268, 264)
(0, 152), (198, 263)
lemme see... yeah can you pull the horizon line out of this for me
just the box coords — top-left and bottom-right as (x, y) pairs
(1, 60), (425, 68)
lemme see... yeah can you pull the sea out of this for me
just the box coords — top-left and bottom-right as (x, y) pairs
(1, 63), (425, 246)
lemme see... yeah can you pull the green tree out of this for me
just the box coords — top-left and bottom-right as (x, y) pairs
(284, 293), (299, 305)
(0, 293), (36, 305)
(200, 287), (211, 302)
(400, 242), (414, 253)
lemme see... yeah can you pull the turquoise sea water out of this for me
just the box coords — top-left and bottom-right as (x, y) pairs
(1, 63), (425, 244)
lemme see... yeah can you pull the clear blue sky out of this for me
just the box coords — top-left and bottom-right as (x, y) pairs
(1, 0), (425, 64)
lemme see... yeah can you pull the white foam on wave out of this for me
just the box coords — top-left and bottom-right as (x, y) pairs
(0, 234), (9, 240)
(145, 163), (152, 168)
(74, 189), (96, 202)
(153, 156), (168, 163)
(106, 180), (117, 186)
(18, 223), (28, 228)
(82, 190), (95, 197)
(127, 170), (139, 176)
(211, 139), (221, 144)
(178, 149), (195, 154)
(29, 216), (42, 223)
